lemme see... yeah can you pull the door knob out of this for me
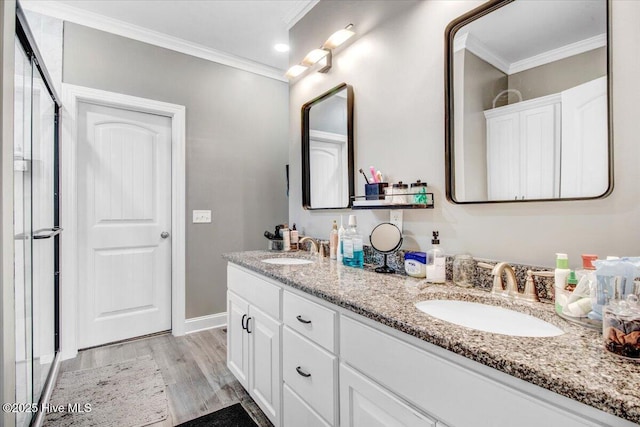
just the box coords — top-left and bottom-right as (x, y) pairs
(161, 231), (170, 239)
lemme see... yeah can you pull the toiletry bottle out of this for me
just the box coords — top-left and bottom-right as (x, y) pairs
(566, 271), (578, 291)
(554, 253), (571, 314)
(342, 215), (364, 268)
(290, 223), (299, 250)
(329, 221), (338, 260)
(337, 216), (345, 263)
(282, 224), (291, 252)
(426, 231), (446, 283)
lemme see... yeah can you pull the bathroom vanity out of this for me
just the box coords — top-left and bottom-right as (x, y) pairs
(224, 251), (640, 427)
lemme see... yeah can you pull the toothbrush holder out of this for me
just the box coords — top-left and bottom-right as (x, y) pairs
(365, 183), (388, 200)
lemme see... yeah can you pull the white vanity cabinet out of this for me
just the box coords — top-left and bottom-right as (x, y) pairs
(227, 265), (282, 427)
(282, 290), (339, 427)
(485, 94), (560, 201)
(227, 263), (636, 427)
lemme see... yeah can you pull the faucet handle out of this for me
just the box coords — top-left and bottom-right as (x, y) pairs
(477, 262), (495, 270)
(516, 269), (546, 302)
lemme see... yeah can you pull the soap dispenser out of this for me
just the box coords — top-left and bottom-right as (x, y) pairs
(426, 231), (446, 283)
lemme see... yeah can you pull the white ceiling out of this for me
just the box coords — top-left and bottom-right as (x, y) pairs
(21, 0), (318, 74)
(457, 0), (606, 72)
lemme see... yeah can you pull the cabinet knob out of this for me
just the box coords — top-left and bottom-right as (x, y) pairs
(296, 315), (312, 324)
(161, 231), (170, 239)
(296, 366), (311, 378)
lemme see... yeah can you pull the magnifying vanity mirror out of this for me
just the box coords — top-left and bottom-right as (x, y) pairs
(302, 83), (354, 209)
(445, 0), (612, 204)
(370, 222), (403, 274)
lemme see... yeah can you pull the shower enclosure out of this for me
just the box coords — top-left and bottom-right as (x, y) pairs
(14, 7), (61, 426)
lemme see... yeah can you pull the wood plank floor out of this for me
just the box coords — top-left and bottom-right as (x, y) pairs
(51, 329), (273, 426)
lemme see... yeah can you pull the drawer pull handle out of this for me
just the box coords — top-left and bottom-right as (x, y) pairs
(296, 366), (311, 378)
(241, 314), (248, 330)
(296, 315), (312, 324)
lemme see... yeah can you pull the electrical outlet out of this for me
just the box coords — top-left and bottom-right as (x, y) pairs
(193, 210), (212, 223)
(390, 210), (403, 232)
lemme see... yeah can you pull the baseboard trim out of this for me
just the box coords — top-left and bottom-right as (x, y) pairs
(185, 313), (227, 334)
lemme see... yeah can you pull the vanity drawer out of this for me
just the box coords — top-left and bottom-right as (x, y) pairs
(227, 264), (281, 319)
(340, 315), (603, 427)
(283, 291), (336, 352)
(283, 327), (337, 425)
(283, 384), (332, 427)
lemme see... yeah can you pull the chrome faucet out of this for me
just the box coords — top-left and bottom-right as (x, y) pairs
(478, 262), (549, 302)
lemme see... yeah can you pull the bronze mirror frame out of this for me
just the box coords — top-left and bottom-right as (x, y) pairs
(444, 0), (613, 204)
(302, 83), (355, 210)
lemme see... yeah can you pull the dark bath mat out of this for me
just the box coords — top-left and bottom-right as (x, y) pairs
(176, 403), (259, 427)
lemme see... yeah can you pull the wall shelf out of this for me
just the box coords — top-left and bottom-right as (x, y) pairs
(351, 194), (434, 210)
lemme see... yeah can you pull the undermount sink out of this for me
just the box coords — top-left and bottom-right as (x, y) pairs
(261, 258), (314, 265)
(415, 300), (564, 337)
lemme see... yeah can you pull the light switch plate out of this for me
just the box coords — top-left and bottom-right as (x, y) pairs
(193, 210), (212, 223)
(390, 210), (403, 232)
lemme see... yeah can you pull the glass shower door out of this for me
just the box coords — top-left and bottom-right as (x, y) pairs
(14, 37), (34, 427)
(14, 31), (59, 426)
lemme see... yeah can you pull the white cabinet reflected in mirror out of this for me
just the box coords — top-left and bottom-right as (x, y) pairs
(445, 0), (612, 203)
(302, 83), (354, 209)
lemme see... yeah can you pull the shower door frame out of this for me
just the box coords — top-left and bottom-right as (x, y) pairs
(15, 4), (62, 426)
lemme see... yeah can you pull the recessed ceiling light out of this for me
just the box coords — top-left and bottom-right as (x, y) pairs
(274, 43), (290, 53)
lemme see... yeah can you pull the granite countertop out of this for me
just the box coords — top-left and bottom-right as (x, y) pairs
(223, 250), (640, 424)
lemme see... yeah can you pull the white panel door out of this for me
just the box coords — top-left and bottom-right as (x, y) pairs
(486, 112), (520, 200)
(227, 291), (250, 389)
(249, 305), (281, 427)
(309, 130), (347, 208)
(560, 77), (608, 198)
(519, 104), (559, 200)
(340, 364), (436, 427)
(77, 102), (172, 349)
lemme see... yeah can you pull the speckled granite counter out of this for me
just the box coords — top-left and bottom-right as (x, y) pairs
(223, 250), (640, 424)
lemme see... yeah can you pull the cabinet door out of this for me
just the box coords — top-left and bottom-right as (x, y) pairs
(340, 364), (436, 427)
(486, 112), (520, 200)
(283, 384), (331, 427)
(249, 304), (281, 427)
(519, 103), (559, 199)
(227, 291), (249, 388)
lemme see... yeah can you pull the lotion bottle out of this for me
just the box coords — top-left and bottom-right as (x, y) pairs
(290, 223), (299, 250)
(282, 224), (290, 252)
(337, 216), (345, 263)
(554, 253), (571, 314)
(329, 220), (338, 260)
(426, 231), (446, 283)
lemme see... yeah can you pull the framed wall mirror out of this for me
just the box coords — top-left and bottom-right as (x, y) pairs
(302, 83), (354, 209)
(445, 0), (612, 204)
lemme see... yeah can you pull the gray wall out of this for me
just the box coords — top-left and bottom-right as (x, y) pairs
(63, 23), (289, 318)
(461, 50), (506, 200)
(289, 0), (640, 268)
(1, 1), (16, 425)
(509, 47), (606, 101)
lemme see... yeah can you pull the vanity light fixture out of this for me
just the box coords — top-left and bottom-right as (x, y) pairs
(285, 64), (308, 78)
(323, 24), (355, 49)
(285, 23), (354, 79)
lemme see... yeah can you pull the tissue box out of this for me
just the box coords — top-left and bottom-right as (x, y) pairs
(365, 183), (388, 200)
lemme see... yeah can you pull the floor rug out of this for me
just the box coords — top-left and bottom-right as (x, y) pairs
(43, 355), (168, 427)
(176, 403), (259, 427)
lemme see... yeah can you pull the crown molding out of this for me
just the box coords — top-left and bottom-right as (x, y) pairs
(456, 32), (511, 74)
(284, 0), (320, 30)
(508, 33), (606, 75)
(21, 1), (288, 82)
(456, 32), (606, 76)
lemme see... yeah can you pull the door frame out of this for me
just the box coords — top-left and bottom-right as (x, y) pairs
(60, 83), (186, 360)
